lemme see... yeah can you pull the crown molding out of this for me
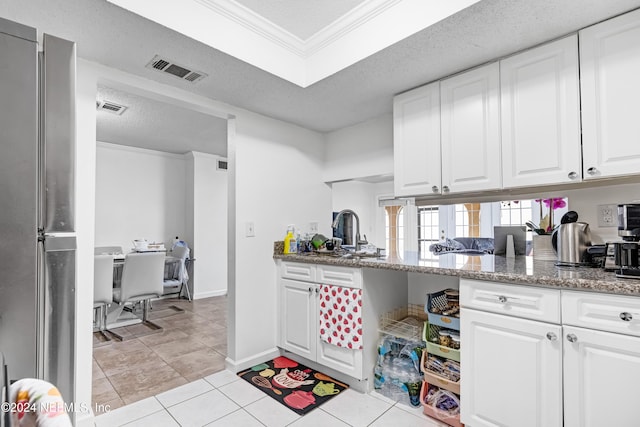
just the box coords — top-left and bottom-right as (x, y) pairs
(305, 0), (401, 56)
(194, 0), (306, 57)
(193, 0), (402, 59)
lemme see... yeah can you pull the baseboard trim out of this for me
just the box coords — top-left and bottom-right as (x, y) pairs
(193, 289), (227, 299)
(225, 347), (282, 372)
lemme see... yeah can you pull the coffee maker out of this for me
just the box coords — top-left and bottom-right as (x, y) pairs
(604, 204), (640, 277)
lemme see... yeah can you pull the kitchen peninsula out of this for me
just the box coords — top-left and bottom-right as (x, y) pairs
(274, 243), (640, 426)
(274, 243), (640, 296)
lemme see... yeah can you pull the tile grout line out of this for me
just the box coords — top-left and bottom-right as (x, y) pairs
(92, 295), (229, 415)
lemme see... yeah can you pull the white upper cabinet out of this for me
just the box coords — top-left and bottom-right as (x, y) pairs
(393, 82), (441, 197)
(440, 62), (502, 194)
(501, 35), (581, 188)
(580, 9), (640, 180)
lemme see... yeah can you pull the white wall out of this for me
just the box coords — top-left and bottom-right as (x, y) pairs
(562, 182), (640, 244)
(95, 142), (188, 250)
(323, 113), (393, 182)
(231, 110), (332, 367)
(74, 59), (98, 427)
(190, 152), (228, 298)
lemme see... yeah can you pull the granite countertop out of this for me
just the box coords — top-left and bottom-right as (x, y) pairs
(273, 242), (640, 296)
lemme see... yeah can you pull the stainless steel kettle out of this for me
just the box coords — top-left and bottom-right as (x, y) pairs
(552, 222), (592, 266)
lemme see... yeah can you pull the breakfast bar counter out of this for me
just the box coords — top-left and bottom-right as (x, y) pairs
(274, 244), (640, 296)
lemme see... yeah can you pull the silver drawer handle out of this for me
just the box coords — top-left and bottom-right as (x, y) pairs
(432, 186), (439, 193)
(568, 171), (578, 180)
(619, 312), (640, 322)
(587, 167), (597, 175)
(546, 332), (557, 341)
(308, 287), (313, 294)
(566, 334), (578, 343)
(442, 185), (450, 193)
(315, 287), (319, 294)
(497, 295), (520, 303)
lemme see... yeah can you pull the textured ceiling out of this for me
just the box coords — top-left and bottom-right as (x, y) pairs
(96, 85), (228, 156)
(2, 0), (640, 143)
(233, 0), (367, 40)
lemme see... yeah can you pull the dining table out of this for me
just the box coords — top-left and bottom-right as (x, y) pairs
(105, 250), (194, 330)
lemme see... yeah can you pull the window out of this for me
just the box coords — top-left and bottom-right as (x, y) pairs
(500, 200), (533, 227)
(455, 203), (481, 237)
(418, 206), (439, 259)
(413, 198), (569, 257)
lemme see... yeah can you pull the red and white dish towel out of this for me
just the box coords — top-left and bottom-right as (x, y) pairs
(318, 284), (363, 350)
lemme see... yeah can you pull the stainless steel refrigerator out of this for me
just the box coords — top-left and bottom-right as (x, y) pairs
(0, 17), (77, 405)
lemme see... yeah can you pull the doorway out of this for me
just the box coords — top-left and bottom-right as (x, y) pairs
(91, 84), (230, 412)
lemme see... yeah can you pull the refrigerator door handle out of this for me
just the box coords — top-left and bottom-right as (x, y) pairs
(41, 233), (77, 405)
(40, 34), (76, 234)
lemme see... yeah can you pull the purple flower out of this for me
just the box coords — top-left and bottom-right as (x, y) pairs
(541, 198), (566, 210)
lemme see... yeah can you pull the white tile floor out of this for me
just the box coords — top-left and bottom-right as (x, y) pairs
(94, 370), (449, 427)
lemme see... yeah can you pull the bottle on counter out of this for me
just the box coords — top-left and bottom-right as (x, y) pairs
(284, 225), (298, 254)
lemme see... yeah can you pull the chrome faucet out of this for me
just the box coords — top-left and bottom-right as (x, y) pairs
(332, 209), (367, 251)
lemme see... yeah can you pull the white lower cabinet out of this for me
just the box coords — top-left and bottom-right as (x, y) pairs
(462, 280), (640, 427)
(461, 308), (563, 427)
(563, 324), (640, 427)
(279, 263), (363, 379)
(281, 279), (317, 361)
(562, 290), (640, 426)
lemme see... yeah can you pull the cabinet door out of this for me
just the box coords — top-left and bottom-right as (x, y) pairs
(501, 35), (581, 188)
(461, 308), (563, 427)
(441, 62), (501, 194)
(281, 279), (316, 360)
(563, 325), (640, 427)
(317, 339), (363, 380)
(393, 82), (441, 197)
(580, 9), (640, 179)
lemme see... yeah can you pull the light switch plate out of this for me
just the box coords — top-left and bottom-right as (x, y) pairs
(597, 204), (617, 227)
(309, 222), (318, 233)
(246, 221), (255, 237)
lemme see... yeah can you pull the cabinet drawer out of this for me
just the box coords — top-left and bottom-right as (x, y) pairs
(280, 261), (316, 282)
(460, 279), (561, 323)
(316, 265), (362, 289)
(562, 290), (640, 337)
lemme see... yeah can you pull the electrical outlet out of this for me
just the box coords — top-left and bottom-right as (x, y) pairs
(309, 222), (318, 233)
(245, 221), (255, 237)
(597, 204), (617, 227)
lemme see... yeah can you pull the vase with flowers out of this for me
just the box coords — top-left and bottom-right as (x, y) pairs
(533, 198), (567, 234)
(531, 198), (567, 260)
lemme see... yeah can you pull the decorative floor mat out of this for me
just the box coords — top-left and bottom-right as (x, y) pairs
(238, 356), (348, 415)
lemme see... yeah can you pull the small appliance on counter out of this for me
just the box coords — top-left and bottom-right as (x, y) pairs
(551, 211), (595, 267)
(604, 204), (640, 278)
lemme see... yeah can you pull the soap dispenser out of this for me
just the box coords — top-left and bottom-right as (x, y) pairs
(284, 225), (298, 254)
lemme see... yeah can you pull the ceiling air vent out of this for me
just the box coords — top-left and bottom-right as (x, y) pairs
(96, 100), (127, 115)
(217, 160), (228, 171)
(146, 55), (208, 83)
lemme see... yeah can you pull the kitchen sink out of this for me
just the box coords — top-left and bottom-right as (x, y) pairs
(302, 249), (382, 259)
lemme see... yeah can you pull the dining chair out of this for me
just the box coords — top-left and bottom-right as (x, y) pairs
(94, 254), (114, 343)
(111, 252), (165, 340)
(163, 245), (191, 302)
